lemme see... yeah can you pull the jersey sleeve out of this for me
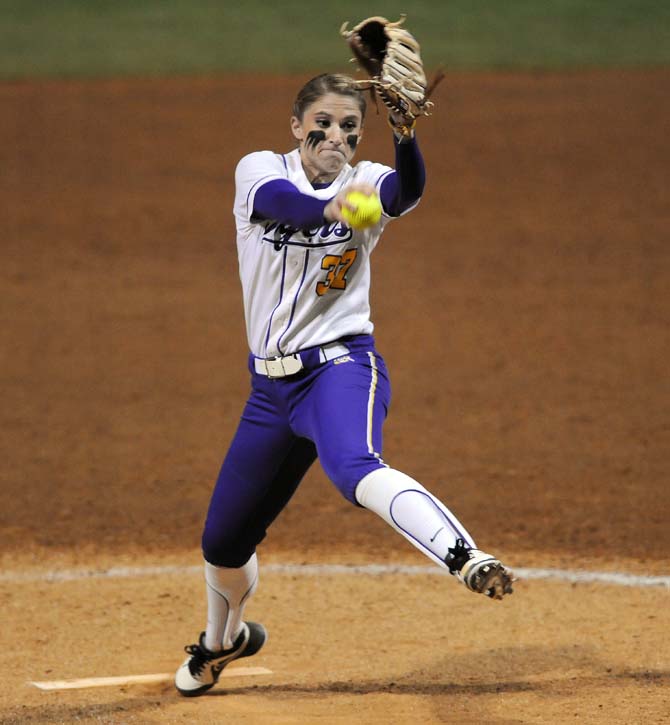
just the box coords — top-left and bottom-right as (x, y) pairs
(234, 151), (288, 226)
(351, 160), (395, 197)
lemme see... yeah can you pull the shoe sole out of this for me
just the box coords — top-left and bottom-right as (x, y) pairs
(176, 622), (268, 697)
(176, 680), (216, 697)
(464, 560), (515, 600)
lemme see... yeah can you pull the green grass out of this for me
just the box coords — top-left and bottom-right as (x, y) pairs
(1, 0), (669, 78)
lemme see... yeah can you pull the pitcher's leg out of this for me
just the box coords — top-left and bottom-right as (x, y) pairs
(177, 387), (317, 696)
(354, 467), (514, 599)
(200, 436), (316, 653)
(297, 350), (514, 600)
(202, 433), (317, 568)
(296, 350), (392, 502)
(204, 553), (258, 652)
(354, 467), (475, 566)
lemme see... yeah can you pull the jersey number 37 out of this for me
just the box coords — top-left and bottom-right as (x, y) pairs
(316, 248), (358, 297)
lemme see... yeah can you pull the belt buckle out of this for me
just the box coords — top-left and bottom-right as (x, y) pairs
(265, 357), (286, 379)
(265, 354), (303, 379)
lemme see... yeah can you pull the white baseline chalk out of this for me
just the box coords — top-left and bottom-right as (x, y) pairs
(1, 563), (668, 588)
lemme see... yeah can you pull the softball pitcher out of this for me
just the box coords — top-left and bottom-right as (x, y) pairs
(175, 26), (514, 696)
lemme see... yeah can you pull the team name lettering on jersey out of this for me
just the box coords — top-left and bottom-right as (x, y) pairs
(262, 220), (353, 250)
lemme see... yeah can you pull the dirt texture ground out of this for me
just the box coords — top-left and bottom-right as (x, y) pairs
(1, 70), (669, 724)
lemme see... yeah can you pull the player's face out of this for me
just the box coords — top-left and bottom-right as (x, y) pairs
(291, 93), (364, 184)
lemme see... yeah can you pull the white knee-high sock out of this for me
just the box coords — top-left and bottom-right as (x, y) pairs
(204, 553), (258, 651)
(355, 468), (476, 567)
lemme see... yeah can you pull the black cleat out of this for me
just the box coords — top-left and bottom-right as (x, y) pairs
(175, 622), (267, 696)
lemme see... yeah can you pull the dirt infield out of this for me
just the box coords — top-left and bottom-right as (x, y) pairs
(1, 70), (669, 723)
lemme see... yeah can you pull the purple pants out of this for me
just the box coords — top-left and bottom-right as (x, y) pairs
(201, 335), (391, 567)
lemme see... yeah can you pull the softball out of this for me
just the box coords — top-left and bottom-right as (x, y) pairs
(342, 191), (382, 230)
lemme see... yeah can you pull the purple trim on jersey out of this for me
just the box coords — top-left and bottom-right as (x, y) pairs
(263, 246), (288, 356)
(379, 136), (426, 217)
(276, 249), (310, 355)
(375, 169), (395, 205)
(279, 154), (288, 172)
(374, 169), (393, 188)
(254, 179), (330, 228)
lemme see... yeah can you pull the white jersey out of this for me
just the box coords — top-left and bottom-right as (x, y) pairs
(233, 147), (416, 358)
